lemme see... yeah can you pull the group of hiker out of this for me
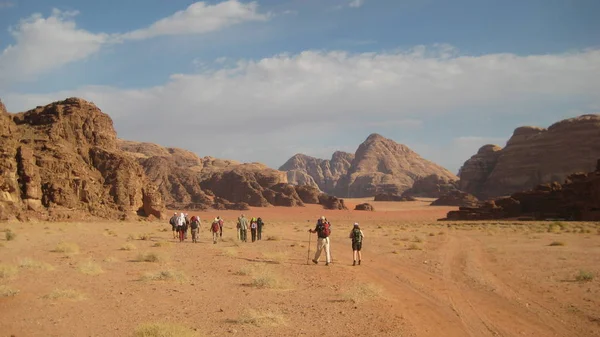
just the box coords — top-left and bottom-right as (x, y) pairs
(167, 213), (365, 266)
(168, 213), (265, 244)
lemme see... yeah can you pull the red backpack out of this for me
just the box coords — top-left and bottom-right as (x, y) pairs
(211, 221), (220, 232)
(317, 222), (331, 237)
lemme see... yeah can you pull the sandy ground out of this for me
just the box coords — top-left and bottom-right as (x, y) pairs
(0, 199), (599, 337)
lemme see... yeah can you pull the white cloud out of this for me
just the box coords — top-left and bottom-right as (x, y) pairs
(349, 0), (365, 8)
(3, 46), (600, 169)
(118, 0), (269, 41)
(0, 9), (107, 86)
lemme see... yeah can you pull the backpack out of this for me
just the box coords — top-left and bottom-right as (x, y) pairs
(352, 228), (362, 243)
(211, 221), (220, 232)
(317, 222), (331, 237)
(190, 218), (200, 229)
(257, 218), (263, 226)
(169, 216), (177, 226)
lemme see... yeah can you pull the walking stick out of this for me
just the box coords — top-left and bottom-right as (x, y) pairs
(306, 231), (312, 265)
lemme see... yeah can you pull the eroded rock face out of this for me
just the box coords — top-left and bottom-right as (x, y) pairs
(354, 203), (375, 211)
(445, 160), (600, 221)
(430, 191), (480, 208)
(458, 115), (600, 198)
(402, 174), (459, 198)
(0, 98), (165, 221)
(279, 151), (354, 194)
(318, 194), (347, 210)
(335, 134), (457, 197)
(373, 194), (416, 202)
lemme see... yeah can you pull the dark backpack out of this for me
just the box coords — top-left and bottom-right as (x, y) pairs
(257, 218), (263, 226)
(352, 228), (362, 243)
(190, 219), (200, 229)
(317, 222), (331, 237)
(211, 221), (220, 232)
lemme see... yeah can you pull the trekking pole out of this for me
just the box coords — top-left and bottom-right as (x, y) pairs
(306, 231), (312, 265)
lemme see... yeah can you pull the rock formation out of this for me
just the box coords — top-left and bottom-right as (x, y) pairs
(354, 203), (375, 211)
(0, 98), (165, 221)
(373, 193), (416, 202)
(402, 174), (459, 198)
(458, 115), (600, 198)
(430, 191), (480, 208)
(445, 159), (600, 221)
(318, 194), (348, 210)
(280, 134), (457, 198)
(279, 151), (354, 194)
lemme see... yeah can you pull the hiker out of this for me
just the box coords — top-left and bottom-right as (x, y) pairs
(169, 212), (178, 239)
(257, 217), (264, 240)
(217, 216), (224, 238)
(349, 222), (364, 266)
(309, 216), (332, 266)
(250, 217), (258, 242)
(184, 213), (190, 240)
(210, 217), (221, 244)
(190, 215), (201, 243)
(237, 214), (248, 242)
(176, 213), (186, 242)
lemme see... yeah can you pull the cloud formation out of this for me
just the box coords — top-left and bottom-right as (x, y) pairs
(4, 46), (599, 170)
(349, 0), (365, 8)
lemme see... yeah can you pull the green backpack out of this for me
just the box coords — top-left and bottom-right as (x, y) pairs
(352, 228), (362, 243)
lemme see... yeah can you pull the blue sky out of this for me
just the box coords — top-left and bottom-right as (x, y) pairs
(0, 0), (599, 174)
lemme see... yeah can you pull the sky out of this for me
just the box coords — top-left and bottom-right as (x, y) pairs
(0, 0), (599, 174)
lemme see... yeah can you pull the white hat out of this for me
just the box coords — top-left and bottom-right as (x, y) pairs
(354, 222), (359, 226)
(320, 216), (326, 220)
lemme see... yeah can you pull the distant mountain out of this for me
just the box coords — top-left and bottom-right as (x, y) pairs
(280, 133), (457, 197)
(458, 114), (600, 199)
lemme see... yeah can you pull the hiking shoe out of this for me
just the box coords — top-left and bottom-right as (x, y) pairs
(353, 261), (356, 266)
(325, 262), (330, 266)
(358, 260), (361, 265)
(312, 259), (318, 264)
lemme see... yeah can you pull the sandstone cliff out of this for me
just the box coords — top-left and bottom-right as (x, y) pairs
(402, 174), (459, 198)
(0, 98), (164, 221)
(458, 115), (600, 198)
(279, 151), (354, 194)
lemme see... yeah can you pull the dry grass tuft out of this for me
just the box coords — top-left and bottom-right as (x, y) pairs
(221, 247), (238, 257)
(18, 258), (54, 271)
(0, 263), (18, 279)
(138, 233), (152, 241)
(266, 236), (281, 241)
(261, 251), (288, 264)
(135, 252), (165, 263)
(52, 242), (80, 255)
(152, 241), (170, 248)
(341, 283), (383, 303)
(43, 288), (86, 301)
(77, 260), (104, 275)
(132, 322), (199, 337)
(251, 268), (287, 289)
(0, 285), (19, 297)
(5, 230), (16, 241)
(121, 243), (137, 251)
(549, 241), (566, 246)
(140, 270), (187, 283)
(407, 243), (422, 250)
(575, 270), (594, 282)
(234, 309), (286, 327)
(235, 265), (256, 276)
(103, 256), (119, 263)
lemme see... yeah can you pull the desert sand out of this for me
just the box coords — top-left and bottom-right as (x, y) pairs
(1, 199), (599, 337)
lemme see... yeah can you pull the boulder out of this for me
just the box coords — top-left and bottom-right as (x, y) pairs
(318, 194), (347, 210)
(373, 193), (416, 201)
(430, 191), (480, 207)
(354, 203), (375, 211)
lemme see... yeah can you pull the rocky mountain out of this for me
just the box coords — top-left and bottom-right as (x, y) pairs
(401, 174), (459, 198)
(279, 151), (354, 193)
(0, 98), (164, 221)
(458, 115), (600, 199)
(281, 134), (457, 198)
(446, 159), (600, 221)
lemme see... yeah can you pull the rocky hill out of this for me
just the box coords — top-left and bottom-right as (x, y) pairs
(281, 134), (457, 197)
(458, 115), (600, 199)
(0, 98), (164, 221)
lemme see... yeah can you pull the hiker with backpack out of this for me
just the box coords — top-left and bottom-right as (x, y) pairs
(257, 217), (264, 240)
(184, 213), (190, 240)
(210, 218), (221, 244)
(169, 213), (178, 239)
(250, 217), (258, 242)
(308, 216), (332, 266)
(237, 214), (248, 242)
(349, 222), (364, 266)
(190, 215), (201, 243)
(217, 216), (224, 238)
(176, 213), (186, 242)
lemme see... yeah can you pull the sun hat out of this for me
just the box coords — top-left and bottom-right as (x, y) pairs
(354, 222), (359, 226)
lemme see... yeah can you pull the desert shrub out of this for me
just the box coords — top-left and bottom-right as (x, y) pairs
(43, 289), (86, 301)
(52, 242), (80, 255)
(341, 283), (383, 303)
(428, 233), (435, 236)
(262, 251), (287, 264)
(5, 230), (16, 241)
(0, 263), (18, 279)
(235, 265), (256, 276)
(0, 285), (19, 297)
(103, 256), (119, 263)
(407, 243), (422, 250)
(549, 241), (565, 246)
(251, 269), (286, 289)
(152, 241), (170, 248)
(132, 323), (199, 337)
(135, 252), (164, 263)
(140, 270), (187, 283)
(575, 270), (594, 282)
(221, 247), (238, 257)
(266, 236), (280, 241)
(138, 233), (151, 241)
(121, 243), (137, 251)
(547, 222), (563, 233)
(77, 261), (104, 275)
(412, 236), (423, 243)
(18, 258), (54, 271)
(234, 309), (286, 327)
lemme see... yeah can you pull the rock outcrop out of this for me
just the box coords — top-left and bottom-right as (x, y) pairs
(402, 174), (459, 198)
(279, 151), (354, 194)
(430, 191), (480, 208)
(318, 195), (348, 210)
(458, 115), (600, 198)
(373, 193), (416, 202)
(354, 203), (375, 211)
(0, 98), (165, 221)
(445, 159), (600, 221)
